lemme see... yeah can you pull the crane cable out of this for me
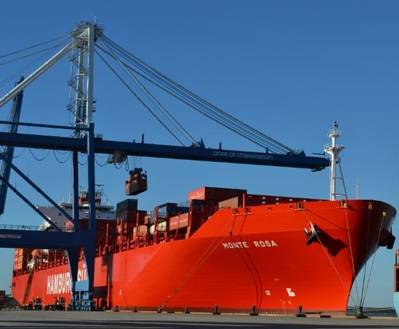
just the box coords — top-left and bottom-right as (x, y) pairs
(28, 148), (50, 162)
(358, 208), (372, 308)
(0, 50), (60, 89)
(0, 41), (69, 66)
(101, 36), (274, 147)
(52, 150), (71, 164)
(0, 35), (67, 60)
(359, 212), (386, 307)
(95, 46), (186, 146)
(338, 162), (361, 307)
(98, 39), (283, 153)
(123, 60), (277, 152)
(101, 35), (294, 154)
(337, 162), (383, 309)
(313, 225), (358, 307)
(229, 212), (263, 311)
(94, 48), (186, 146)
(97, 41), (198, 146)
(102, 35), (279, 152)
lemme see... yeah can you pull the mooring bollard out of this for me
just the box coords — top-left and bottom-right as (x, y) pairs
(213, 304), (220, 315)
(296, 305), (306, 318)
(355, 306), (368, 319)
(250, 305), (259, 316)
(184, 307), (190, 314)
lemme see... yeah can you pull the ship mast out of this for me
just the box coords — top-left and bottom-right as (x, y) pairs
(324, 122), (344, 201)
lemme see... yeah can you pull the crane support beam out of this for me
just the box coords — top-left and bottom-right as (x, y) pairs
(0, 230), (88, 249)
(0, 78), (24, 215)
(0, 131), (329, 170)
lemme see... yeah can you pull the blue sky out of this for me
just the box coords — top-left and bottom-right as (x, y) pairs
(0, 1), (398, 307)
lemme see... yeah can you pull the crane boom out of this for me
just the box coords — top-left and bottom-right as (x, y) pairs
(0, 131), (329, 170)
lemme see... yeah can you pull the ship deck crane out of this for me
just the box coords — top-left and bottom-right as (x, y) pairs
(0, 22), (330, 310)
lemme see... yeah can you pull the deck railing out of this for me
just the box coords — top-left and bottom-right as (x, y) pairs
(0, 224), (67, 232)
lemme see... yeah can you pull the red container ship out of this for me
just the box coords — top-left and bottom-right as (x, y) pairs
(10, 127), (396, 314)
(11, 187), (396, 313)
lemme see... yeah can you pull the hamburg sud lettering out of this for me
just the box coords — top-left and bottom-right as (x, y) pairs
(47, 265), (87, 295)
(222, 240), (278, 249)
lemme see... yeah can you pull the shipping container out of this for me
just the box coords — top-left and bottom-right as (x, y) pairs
(116, 210), (137, 222)
(155, 203), (177, 219)
(218, 196), (241, 209)
(125, 168), (147, 195)
(116, 199), (138, 215)
(13, 248), (32, 272)
(188, 186), (246, 202)
(133, 225), (148, 238)
(0, 290), (5, 309)
(169, 213), (189, 231)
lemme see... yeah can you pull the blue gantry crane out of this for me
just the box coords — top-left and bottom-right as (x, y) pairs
(0, 22), (330, 309)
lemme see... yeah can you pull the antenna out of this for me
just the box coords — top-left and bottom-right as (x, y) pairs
(324, 121), (344, 201)
(355, 177), (360, 199)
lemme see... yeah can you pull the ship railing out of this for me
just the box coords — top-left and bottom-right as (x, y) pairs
(0, 224), (66, 231)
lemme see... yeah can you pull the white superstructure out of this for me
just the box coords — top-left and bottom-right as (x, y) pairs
(39, 189), (115, 230)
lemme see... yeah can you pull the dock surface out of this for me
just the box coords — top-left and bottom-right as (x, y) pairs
(0, 311), (398, 328)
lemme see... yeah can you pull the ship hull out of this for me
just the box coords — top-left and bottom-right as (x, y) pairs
(12, 199), (395, 313)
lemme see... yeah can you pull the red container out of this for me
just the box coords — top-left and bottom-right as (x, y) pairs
(136, 211), (147, 225)
(188, 187), (246, 202)
(13, 248), (30, 271)
(133, 225), (148, 238)
(125, 169), (148, 196)
(218, 196), (241, 209)
(169, 213), (189, 231)
(117, 210), (137, 222)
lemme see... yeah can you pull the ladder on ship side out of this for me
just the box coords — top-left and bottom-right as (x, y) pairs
(22, 270), (34, 306)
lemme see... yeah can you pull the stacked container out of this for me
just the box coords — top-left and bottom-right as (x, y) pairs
(13, 248), (31, 273)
